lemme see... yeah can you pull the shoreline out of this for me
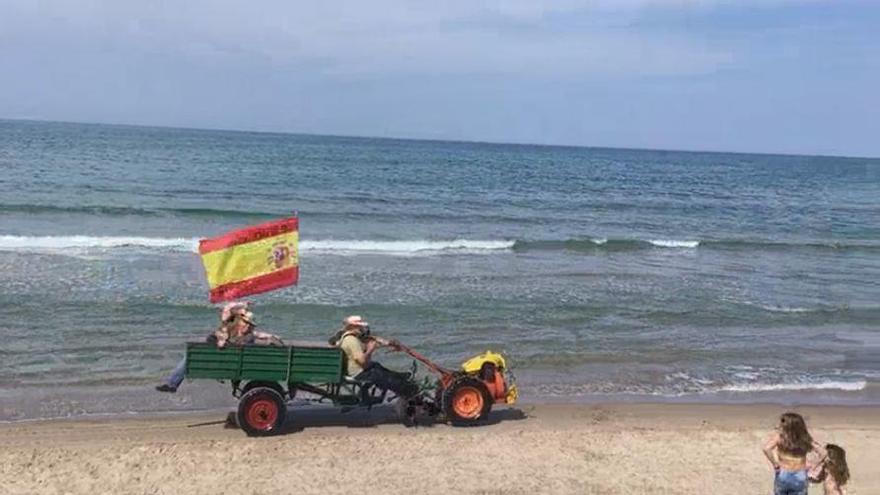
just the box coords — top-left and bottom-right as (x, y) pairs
(3, 393), (880, 425)
(3, 382), (879, 424)
(2, 378), (879, 423)
(4, 401), (880, 430)
(2, 402), (878, 494)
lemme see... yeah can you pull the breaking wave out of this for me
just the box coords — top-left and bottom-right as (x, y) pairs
(299, 239), (514, 254)
(512, 238), (701, 251)
(531, 378), (868, 399)
(2, 234), (878, 256)
(0, 235), (199, 252)
(717, 380), (867, 393)
(756, 305), (814, 314)
(513, 238), (880, 252)
(0, 235), (514, 255)
(649, 239), (700, 248)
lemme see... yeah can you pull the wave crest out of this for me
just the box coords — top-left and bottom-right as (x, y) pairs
(718, 380), (867, 393)
(0, 235), (198, 252)
(0, 235), (514, 255)
(649, 239), (700, 248)
(300, 239), (514, 254)
(512, 238), (700, 252)
(3, 234), (879, 256)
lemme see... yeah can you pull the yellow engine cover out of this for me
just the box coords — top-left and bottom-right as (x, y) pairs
(461, 350), (508, 373)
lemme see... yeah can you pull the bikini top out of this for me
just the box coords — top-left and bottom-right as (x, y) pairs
(778, 448), (806, 459)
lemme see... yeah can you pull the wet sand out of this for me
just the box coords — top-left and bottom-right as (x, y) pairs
(1, 403), (877, 494)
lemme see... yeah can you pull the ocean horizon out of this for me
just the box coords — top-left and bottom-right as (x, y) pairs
(6, 117), (877, 160)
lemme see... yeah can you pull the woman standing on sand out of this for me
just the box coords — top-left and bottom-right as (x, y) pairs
(764, 412), (825, 495)
(762, 412), (827, 495)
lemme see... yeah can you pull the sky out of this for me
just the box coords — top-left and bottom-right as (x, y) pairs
(1, 1), (878, 157)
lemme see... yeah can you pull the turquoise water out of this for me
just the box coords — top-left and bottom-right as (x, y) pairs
(1, 119), (879, 419)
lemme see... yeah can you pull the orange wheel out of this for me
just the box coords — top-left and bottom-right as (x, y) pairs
(452, 386), (485, 419)
(442, 376), (491, 426)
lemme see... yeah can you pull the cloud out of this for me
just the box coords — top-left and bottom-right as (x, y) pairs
(2, 0), (745, 79)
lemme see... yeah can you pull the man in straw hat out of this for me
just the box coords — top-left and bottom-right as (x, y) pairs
(334, 315), (418, 398)
(214, 303), (282, 347)
(156, 302), (281, 393)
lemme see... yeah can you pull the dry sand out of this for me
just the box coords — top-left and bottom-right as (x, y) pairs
(1, 403), (877, 495)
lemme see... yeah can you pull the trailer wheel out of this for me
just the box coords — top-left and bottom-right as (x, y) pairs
(442, 376), (492, 426)
(237, 387), (286, 436)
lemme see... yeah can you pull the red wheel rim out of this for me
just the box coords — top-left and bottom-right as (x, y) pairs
(246, 398), (279, 431)
(451, 386), (484, 419)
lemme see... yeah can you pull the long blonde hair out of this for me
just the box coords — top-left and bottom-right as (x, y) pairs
(825, 444), (850, 486)
(778, 412), (813, 456)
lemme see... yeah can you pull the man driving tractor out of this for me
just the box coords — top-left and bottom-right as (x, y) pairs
(332, 315), (419, 399)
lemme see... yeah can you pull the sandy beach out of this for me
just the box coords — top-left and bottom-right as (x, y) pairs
(1, 403), (877, 495)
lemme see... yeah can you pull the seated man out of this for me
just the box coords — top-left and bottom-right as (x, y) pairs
(156, 302), (282, 393)
(334, 315), (418, 399)
(214, 305), (283, 348)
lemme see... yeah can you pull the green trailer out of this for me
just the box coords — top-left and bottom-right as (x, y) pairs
(185, 341), (361, 436)
(186, 341), (344, 386)
(185, 341), (518, 436)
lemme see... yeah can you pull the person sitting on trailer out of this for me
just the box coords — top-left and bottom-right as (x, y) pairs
(332, 315), (418, 399)
(156, 302), (282, 393)
(213, 304), (283, 347)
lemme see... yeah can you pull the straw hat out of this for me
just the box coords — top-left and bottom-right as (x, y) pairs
(220, 301), (249, 323)
(343, 315), (368, 328)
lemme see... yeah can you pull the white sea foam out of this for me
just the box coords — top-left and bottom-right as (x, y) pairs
(300, 239), (515, 254)
(724, 297), (827, 314)
(649, 239), (700, 248)
(758, 305), (814, 313)
(0, 235), (199, 252)
(718, 380), (867, 393)
(732, 372), (761, 380)
(0, 235), (515, 255)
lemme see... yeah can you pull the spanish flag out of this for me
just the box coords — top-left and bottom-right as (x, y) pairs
(199, 217), (299, 303)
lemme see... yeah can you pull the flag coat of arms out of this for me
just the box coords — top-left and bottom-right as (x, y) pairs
(198, 217), (299, 302)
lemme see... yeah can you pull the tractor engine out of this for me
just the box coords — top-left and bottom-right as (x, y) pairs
(461, 351), (518, 405)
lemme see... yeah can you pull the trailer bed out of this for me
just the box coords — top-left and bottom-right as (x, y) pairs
(185, 342), (344, 384)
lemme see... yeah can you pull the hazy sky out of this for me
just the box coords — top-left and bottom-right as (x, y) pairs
(2, 1), (878, 156)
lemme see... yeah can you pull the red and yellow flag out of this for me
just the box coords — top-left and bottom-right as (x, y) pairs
(199, 217), (299, 303)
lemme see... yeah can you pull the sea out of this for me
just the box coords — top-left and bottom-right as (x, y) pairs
(1, 119), (879, 421)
